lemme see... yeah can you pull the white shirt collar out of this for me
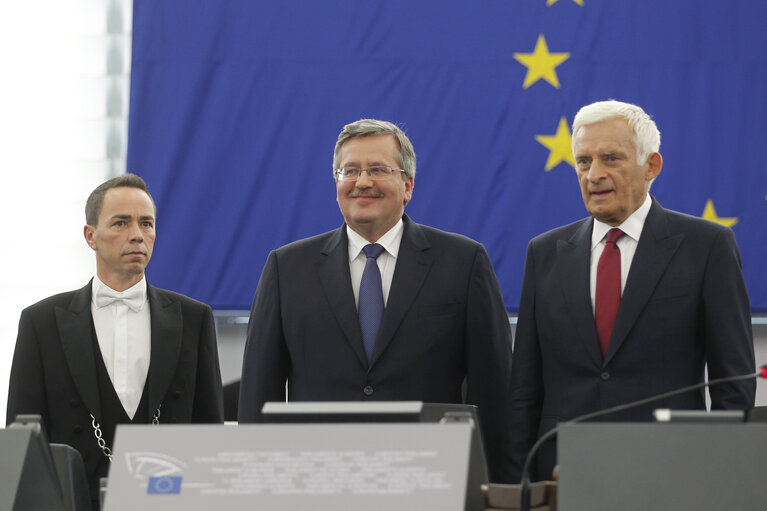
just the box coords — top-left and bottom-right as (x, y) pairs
(347, 218), (404, 261)
(591, 194), (652, 249)
(91, 274), (148, 310)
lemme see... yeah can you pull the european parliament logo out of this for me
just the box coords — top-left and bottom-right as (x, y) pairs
(123, 450), (186, 496)
(147, 476), (182, 495)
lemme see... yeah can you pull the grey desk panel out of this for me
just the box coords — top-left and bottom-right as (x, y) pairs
(558, 423), (767, 511)
(104, 423), (472, 511)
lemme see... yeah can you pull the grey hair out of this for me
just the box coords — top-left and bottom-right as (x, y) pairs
(332, 119), (416, 179)
(572, 100), (661, 165)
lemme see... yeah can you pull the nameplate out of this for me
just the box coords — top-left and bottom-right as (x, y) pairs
(104, 423), (471, 511)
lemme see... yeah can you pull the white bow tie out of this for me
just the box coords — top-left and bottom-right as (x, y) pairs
(94, 285), (145, 312)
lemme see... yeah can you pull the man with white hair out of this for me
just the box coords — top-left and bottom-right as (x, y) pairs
(508, 100), (756, 482)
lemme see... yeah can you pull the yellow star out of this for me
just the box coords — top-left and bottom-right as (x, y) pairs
(513, 35), (571, 89)
(547, 0), (584, 6)
(701, 199), (738, 228)
(535, 117), (575, 171)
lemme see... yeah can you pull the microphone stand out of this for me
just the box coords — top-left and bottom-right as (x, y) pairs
(518, 367), (767, 511)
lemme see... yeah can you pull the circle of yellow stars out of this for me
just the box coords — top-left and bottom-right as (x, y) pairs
(514, 1), (739, 228)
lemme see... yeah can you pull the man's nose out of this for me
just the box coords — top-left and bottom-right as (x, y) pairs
(587, 161), (607, 181)
(355, 170), (374, 187)
(128, 222), (144, 242)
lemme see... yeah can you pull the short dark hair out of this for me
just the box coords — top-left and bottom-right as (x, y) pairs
(85, 173), (156, 225)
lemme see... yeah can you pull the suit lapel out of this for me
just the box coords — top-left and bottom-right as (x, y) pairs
(370, 216), (432, 366)
(147, 285), (183, 411)
(556, 218), (604, 369)
(605, 199), (683, 365)
(56, 281), (102, 419)
(317, 226), (369, 368)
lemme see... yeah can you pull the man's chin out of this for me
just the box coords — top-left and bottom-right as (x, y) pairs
(345, 211), (379, 225)
(123, 264), (148, 276)
(587, 205), (614, 222)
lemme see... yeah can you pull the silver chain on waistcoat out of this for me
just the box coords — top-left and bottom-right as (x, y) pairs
(90, 405), (161, 462)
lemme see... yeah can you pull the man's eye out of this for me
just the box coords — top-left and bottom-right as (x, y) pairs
(369, 166), (390, 177)
(344, 168), (360, 177)
(114, 221), (125, 227)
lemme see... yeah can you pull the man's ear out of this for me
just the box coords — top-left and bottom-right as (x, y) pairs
(403, 176), (414, 205)
(646, 152), (663, 181)
(84, 224), (97, 250)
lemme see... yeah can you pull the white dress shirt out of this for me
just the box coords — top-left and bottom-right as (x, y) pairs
(91, 275), (151, 419)
(347, 219), (404, 308)
(589, 194), (652, 315)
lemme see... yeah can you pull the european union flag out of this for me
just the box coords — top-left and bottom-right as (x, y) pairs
(147, 476), (182, 495)
(129, 0), (767, 311)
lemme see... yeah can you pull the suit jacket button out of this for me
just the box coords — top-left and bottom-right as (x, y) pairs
(73, 425), (83, 434)
(363, 386), (374, 396)
(600, 372), (610, 381)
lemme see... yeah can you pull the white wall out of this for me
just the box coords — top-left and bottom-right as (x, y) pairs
(0, 0), (131, 425)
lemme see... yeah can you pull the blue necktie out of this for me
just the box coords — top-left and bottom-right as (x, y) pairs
(359, 243), (385, 361)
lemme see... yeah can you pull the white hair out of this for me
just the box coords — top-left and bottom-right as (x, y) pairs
(572, 100), (661, 164)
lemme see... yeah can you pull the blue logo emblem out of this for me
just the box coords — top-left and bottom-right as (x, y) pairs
(147, 476), (182, 494)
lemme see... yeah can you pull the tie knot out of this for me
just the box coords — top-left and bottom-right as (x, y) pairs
(363, 243), (385, 260)
(606, 228), (624, 245)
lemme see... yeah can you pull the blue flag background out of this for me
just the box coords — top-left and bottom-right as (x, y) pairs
(128, 0), (767, 312)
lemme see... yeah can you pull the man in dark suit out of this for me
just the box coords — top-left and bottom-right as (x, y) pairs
(7, 174), (224, 508)
(509, 100), (756, 482)
(238, 119), (513, 482)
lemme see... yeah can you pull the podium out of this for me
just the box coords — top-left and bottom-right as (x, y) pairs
(557, 423), (767, 510)
(104, 423), (475, 511)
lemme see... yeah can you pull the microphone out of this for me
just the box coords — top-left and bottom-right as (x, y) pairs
(518, 364), (767, 511)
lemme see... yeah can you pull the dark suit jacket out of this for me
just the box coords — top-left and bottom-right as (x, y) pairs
(6, 281), (224, 498)
(238, 214), (514, 482)
(508, 198), (756, 482)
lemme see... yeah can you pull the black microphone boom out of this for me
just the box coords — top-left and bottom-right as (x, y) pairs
(518, 364), (767, 511)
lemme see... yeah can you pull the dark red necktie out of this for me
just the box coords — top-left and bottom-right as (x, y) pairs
(595, 228), (624, 356)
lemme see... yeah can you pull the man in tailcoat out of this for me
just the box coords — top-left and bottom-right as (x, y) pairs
(7, 174), (224, 508)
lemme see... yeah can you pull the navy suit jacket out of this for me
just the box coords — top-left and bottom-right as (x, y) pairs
(238, 214), (514, 482)
(6, 281), (224, 498)
(509, 198), (756, 481)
